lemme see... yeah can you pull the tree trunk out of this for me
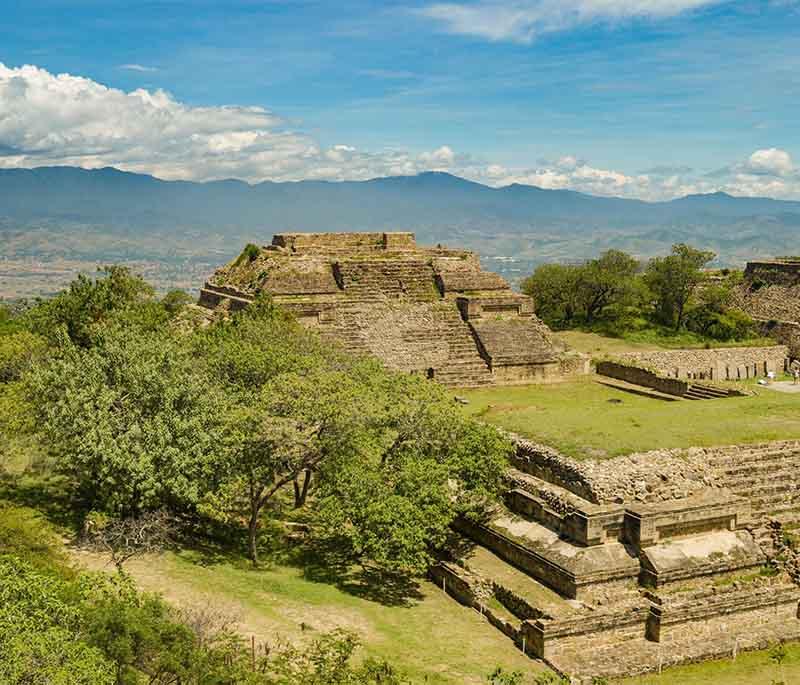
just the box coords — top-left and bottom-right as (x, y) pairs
(293, 469), (312, 508)
(247, 508), (260, 567)
(675, 301), (685, 331)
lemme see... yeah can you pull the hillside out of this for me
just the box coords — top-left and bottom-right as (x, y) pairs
(2, 167), (800, 298)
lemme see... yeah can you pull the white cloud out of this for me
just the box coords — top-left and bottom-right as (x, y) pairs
(0, 63), (798, 202)
(419, 0), (724, 43)
(471, 149), (800, 201)
(0, 63), (463, 183)
(484, 159), (654, 198)
(419, 145), (456, 167)
(119, 64), (159, 73)
(745, 148), (794, 176)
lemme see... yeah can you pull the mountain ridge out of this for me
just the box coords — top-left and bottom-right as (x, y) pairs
(2, 165), (800, 300)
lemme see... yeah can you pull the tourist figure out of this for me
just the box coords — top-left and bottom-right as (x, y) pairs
(794, 368), (800, 385)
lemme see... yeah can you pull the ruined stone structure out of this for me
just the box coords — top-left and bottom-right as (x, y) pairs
(437, 437), (800, 682)
(199, 232), (587, 386)
(609, 346), (789, 382)
(738, 258), (800, 357)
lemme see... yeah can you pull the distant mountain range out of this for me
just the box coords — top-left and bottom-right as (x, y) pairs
(2, 166), (799, 232)
(1, 166), (799, 297)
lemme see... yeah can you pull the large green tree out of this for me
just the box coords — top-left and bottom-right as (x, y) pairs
(644, 243), (715, 330)
(25, 266), (157, 347)
(577, 250), (640, 324)
(26, 324), (224, 515)
(522, 250), (640, 328)
(311, 371), (510, 573)
(521, 263), (583, 328)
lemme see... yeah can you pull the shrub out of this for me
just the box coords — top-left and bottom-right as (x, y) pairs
(0, 330), (47, 382)
(236, 243), (261, 265)
(0, 502), (70, 574)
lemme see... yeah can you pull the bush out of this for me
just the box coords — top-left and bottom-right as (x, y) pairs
(0, 555), (115, 685)
(236, 243), (261, 265)
(161, 289), (194, 315)
(0, 330), (47, 382)
(0, 502), (70, 574)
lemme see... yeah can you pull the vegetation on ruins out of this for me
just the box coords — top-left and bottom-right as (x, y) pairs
(0, 266), (514, 683)
(523, 244), (758, 344)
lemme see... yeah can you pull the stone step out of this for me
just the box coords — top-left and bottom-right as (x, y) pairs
(720, 456), (800, 477)
(688, 383), (731, 398)
(723, 467), (800, 490)
(722, 461), (800, 490)
(707, 447), (800, 467)
(770, 507), (800, 526)
(752, 497), (800, 518)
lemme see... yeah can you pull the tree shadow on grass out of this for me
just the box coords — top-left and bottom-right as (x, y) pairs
(171, 517), (253, 569)
(0, 471), (80, 532)
(291, 538), (425, 608)
(151, 513), (426, 608)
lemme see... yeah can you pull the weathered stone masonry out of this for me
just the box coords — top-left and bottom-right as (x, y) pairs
(199, 232), (588, 386)
(439, 437), (800, 682)
(609, 346), (789, 382)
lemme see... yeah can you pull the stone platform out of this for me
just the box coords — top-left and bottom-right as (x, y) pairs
(435, 437), (800, 682)
(198, 232), (589, 387)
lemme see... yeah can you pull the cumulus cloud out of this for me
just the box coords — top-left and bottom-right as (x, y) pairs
(0, 63), (798, 201)
(0, 63), (468, 183)
(483, 158), (654, 198)
(419, 0), (723, 43)
(745, 148), (794, 176)
(472, 150), (800, 201)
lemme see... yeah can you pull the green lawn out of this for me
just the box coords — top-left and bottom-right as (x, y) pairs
(555, 330), (777, 359)
(620, 643), (800, 685)
(461, 376), (800, 459)
(74, 549), (543, 685)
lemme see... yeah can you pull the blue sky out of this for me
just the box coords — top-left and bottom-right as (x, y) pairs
(1, 0), (799, 199)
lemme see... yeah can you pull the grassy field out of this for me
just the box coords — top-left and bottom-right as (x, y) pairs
(554, 330), (777, 359)
(68, 546), (800, 685)
(72, 548), (542, 685)
(460, 376), (800, 459)
(622, 643), (800, 685)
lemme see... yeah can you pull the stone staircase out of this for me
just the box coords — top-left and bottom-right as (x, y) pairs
(435, 456), (799, 682)
(684, 382), (732, 400)
(430, 307), (494, 387)
(707, 443), (800, 524)
(318, 307), (372, 358)
(334, 259), (439, 302)
(318, 302), (493, 387)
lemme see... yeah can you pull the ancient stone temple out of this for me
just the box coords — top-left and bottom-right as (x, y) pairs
(738, 257), (800, 357)
(199, 232), (587, 386)
(434, 438), (800, 681)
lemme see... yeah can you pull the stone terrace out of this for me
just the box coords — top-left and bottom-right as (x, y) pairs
(436, 436), (800, 682)
(198, 232), (588, 387)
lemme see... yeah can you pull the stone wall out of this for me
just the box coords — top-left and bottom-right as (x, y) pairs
(612, 346), (788, 381)
(511, 439), (600, 503)
(761, 319), (800, 358)
(454, 517), (582, 598)
(505, 485), (624, 547)
(596, 360), (688, 396)
(454, 517), (639, 600)
(272, 231), (416, 252)
(744, 259), (800, 287)
(511, 436), (721, 505)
